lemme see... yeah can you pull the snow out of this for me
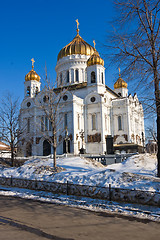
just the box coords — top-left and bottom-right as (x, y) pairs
(0, 185), (160, 222)
(0, 153), (160, 221)
(0, 154), (159, 192)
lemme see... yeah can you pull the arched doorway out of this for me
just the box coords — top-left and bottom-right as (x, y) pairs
(63, 140), (70, 153)
(26, 142), (32, 157)
(43, 140), (51, 156)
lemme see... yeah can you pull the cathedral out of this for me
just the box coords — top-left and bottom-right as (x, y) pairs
(19, 21), (145, 157)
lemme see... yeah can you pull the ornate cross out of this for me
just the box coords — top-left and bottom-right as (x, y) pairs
(118, 67), (121, 76)
(31, 58), (35, 68)
(76, 19), (79, 30)
(93, 40), (96, 49)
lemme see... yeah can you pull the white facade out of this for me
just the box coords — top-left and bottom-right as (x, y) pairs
(19, 30), (145, 157)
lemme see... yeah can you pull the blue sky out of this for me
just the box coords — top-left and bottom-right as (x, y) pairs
(0, 0), (118, 100)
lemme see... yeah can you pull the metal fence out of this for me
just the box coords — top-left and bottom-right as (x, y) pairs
(0, 176), (160, 206)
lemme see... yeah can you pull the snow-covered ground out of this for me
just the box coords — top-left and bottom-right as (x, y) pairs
(0, 154), (159, 192)
(0, 154), (160, 221)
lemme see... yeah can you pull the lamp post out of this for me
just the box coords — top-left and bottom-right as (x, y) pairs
(79, 129), (86, 154)
(65, 127), (70, 153)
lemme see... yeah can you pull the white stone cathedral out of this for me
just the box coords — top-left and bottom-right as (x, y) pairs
(19, 23), (145, 157)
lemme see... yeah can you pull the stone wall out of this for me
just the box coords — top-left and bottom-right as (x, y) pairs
(0, 176), (160, 206)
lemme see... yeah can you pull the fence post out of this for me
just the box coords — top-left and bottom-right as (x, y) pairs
(10, 175), (12, 186)
(109, 183), (112, 201)
(67, 181), (69, 195)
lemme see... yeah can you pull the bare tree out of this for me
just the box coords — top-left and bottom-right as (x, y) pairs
(107, 0), (160, 176)
(37, 74), (69, 169)
(0, 93), (22, 166)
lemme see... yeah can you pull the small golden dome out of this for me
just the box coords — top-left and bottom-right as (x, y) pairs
(25, 58), (40, 82)
(114, 75), (127, 89)
(57, 33), (96, 61)
(87, 50), (104, 67)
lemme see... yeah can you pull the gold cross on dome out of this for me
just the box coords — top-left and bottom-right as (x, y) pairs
(31, 58), (35, 68)
(76, 19), (79, 30)
(93, 40), (96, 49)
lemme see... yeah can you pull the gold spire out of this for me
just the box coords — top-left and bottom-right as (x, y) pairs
(76, 19), (79, 35)
(31, 58), (35, 69)
(114, 68), (127, 89)
(25, 59), (40, 82)
(93, 40), (96, 50)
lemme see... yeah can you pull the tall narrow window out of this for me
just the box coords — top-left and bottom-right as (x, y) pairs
(75, 69), (79, 82)
(78, 114), (80, 130)
(101, 72), (104, 84)
(27, 118), (30, 133)
(41, 116), (44, 132)
(60, 73), (62, 85)
(49, 120), (52, 131)
(27, 86), (30, 96)
(91, 71), (96, 83)
(67, 70), (69, 83)
(45, 116), (48, 131)
(64, 113), (67, 128)
(118, 116), (122, 130)
(92, 114), (96, 130)
(35, 87), (39, 96)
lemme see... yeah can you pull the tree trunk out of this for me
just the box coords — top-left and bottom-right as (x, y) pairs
(157, 115), (160, 177)
(53, 146), (56, 169)
(11, 145), (14, 167)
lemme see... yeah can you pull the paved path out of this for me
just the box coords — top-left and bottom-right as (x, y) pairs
(0, 195), (160, 240)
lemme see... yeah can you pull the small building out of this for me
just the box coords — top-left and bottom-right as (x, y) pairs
(0, 141), (11, 158)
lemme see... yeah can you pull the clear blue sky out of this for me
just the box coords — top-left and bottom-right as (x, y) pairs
(0, 0), (118, 101)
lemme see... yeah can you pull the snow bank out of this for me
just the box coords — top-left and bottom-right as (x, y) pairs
(0, 154), (160, 192)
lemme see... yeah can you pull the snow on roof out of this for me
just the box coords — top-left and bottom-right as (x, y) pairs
(0, 141), (10, 151)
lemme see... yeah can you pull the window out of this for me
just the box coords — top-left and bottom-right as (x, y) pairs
(41, 116), (44, 132)
(27, 86), (30, 96)
(60, 73), (62, 85)
(118, 115), (122, 130)
(91, 71), (96, 83)
(92, 114), (96, 130)
(27, 118), (30, 133)
(45, 116), (48, 131)
(101, 72), (104, 84)
(35, 87), (39, 96)
(64, 113), (67, 128)
(78, 114), (80, 130)
(43, 96), (49, 103)
(75, 69), (79, 82)
(67, 70), (69, 83)
(49, 120), (52, 131)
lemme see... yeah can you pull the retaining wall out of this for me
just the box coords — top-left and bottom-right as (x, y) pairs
(0, 176), (160, 206)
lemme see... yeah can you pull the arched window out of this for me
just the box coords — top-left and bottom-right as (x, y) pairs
(91, 71), (96, 83)
(35, 87), (39, 96)
(60, 73), (62, 85)
(92, 114), (96, 130)
(27, 86), (30, 96)
(101, 72), (104, 84)
(27, 118), (30, 133)
(67, 70), (69, 83)
(75, 69), (79, 82)
(118, 116), (122, 130)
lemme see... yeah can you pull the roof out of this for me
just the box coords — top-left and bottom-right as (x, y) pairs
(0, 141), (10, 151)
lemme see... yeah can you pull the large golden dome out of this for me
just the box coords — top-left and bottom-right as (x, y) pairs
(25, 58), (40, 82)
(57, 32), (96, 61)
(114, 76), (127, 89)
(87, 50), (104, 67)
